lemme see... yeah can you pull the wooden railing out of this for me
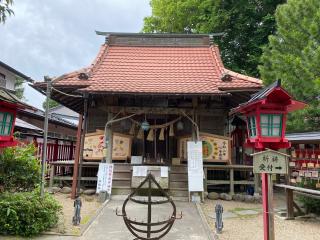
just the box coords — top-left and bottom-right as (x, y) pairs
(18, 135), (76, 176)
(204, 164), (259, 195)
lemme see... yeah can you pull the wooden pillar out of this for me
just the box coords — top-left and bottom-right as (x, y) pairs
(286, 189), (294, 219)
(230, 168), (235, 195)
(106, 112), (113, 163)
(71, 114), (83, 199)
(49, 164), (55, 188)
(77, 96), (89, 195)
(204, 166), (208, 192)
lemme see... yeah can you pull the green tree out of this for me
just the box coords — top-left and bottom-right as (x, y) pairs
(0, 0), (14, 23)
(143, 0), (284, 76)
(259, 0), (320, 132)
(42, 98), (59, 110)
(14, 77), (25, 100)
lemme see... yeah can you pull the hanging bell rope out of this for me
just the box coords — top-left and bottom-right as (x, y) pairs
(180, 110), (200, 141)
(129, 122), (136, 135)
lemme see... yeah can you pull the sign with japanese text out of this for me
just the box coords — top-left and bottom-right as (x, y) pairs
(187, 141), (204, 192)
(96, 163), (114, 194)
(252, 150), (289, 174)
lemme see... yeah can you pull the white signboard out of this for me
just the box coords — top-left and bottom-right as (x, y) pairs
(96, 163), (114, 194)
(160, 166), (169, 178)
(132, 166), (148, 177)
(252, 150), (288, 174)
(187, 141), (204, 192)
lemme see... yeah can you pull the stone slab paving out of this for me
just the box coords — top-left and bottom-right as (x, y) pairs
(208, 211), (238, 219)
(32, 200), (212, 240)
(235, 209), (260, 216)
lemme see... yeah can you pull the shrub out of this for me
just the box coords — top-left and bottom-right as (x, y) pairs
(298, 179), (320, 215)
(0, 190), (62, 236)
(0, 144), (40, 192)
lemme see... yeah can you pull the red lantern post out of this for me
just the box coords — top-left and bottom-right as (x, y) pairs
(231, 80), (306, 240)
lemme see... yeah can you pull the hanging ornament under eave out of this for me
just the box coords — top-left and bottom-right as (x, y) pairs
(176, 120), (184, 131)
(137, 127), (144, 140)
(129, 122), (136, 135)
(147, 129), (154, 141)
(159, 128), (165, 141)
(169, 124), (174, 137)
(141, 118), (150, 131)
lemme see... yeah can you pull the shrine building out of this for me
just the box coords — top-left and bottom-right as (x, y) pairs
(34, 33), (263, 199)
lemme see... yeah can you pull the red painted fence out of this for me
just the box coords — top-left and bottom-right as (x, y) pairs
(18, 135), (76, 177)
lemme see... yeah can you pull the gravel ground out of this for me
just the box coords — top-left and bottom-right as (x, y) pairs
(201, 198), (320, 240)
(49, 192), (102, 235)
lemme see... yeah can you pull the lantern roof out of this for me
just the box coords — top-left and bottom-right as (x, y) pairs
(230, 80), (307, 115)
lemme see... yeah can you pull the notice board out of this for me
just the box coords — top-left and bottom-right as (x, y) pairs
(187, 141), (204, 192)
(96, 163), (114, 194)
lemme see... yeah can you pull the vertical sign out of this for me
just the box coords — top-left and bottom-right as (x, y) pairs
(187, 141), (204, 192)
(96, 163), (114, 194)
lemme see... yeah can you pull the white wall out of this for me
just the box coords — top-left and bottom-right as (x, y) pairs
(0, 65), (17, 90)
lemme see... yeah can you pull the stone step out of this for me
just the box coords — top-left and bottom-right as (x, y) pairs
(169, 181), (188, 189)
(170, 166), (188, 172)
(113, 172), (132, 179)
(170, 173), (188, 181)
(112, 179), (131, 187)
(113, 164), (131, 171)
(111, 187), (132, 195)
(171, 196), (189, 202)
(169, 188), (189, 197)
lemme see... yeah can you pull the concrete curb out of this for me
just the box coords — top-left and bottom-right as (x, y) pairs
(195, 203), (217, 240)
(43, 198), (110, 237)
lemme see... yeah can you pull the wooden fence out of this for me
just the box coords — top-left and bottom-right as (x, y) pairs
(18, 135), (76, 176)
(204, 164), (259, 195)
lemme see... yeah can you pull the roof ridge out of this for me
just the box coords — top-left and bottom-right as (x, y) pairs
(222, 69), (262, 84)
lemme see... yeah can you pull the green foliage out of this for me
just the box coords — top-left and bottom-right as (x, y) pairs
(14, 77), (25, 100)
(0, 0), (14, 23)
(143, 0), (284, 76)
(259, 0), (320, 132)
(297, 179), (320, 215)
(0, 144), (41, 193)
(0, 190), (62, 236)
(42, 98), (59, 110)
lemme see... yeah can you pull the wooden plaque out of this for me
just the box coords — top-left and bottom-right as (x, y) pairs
(83, 131), (132, 161)
(178, 132), (231, 163)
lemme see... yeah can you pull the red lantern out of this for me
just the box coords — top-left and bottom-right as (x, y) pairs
(231, 80), (306, 150)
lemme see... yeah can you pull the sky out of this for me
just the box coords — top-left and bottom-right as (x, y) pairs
(0, 0), (151, 109)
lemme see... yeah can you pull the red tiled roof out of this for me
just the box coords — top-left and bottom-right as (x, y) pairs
(42, 36), (262, 95)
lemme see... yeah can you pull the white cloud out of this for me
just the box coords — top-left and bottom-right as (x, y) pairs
(0, 0), (151, 109)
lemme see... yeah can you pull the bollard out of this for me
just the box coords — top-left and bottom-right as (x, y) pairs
(72, 196), (82, 225)
(215, 204), (223, 234)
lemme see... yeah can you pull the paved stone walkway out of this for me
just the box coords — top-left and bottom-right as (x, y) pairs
(35, 200), (212, 240)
